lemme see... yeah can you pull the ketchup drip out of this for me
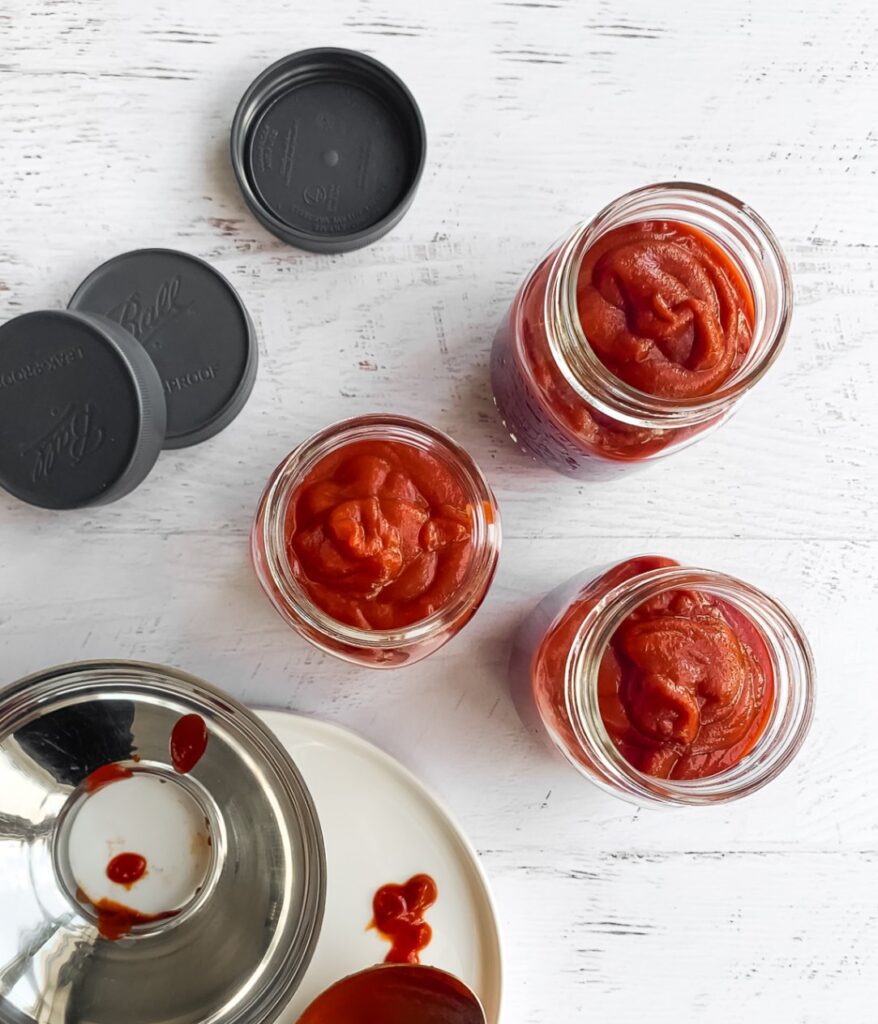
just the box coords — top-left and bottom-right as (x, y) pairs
(106, 852), (147, 888)
(372, 874), (438, 964)
(170, 713), (208, 774)
(76, 887), (178, 941)
(83, 762), (133, 793)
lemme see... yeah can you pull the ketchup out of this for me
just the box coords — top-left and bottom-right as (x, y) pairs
(286, 441), (474, 629)
(576, 221), (754, 398)
(83, 762), (133, 793)
(76, 887), (178, 941)
(296, 966), (482, 1024)
(170, 713), (208, 774)
(106, 852), (147, 888)
(534, 557), (775, 780)
(497, 220), (756, 465)
(372, 874), (438, 964)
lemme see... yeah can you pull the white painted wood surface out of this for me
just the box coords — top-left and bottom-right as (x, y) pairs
(1, 1), (875, 1019)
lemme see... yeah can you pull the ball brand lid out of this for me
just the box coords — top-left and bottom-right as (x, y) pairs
(231, 48), (426, 253)
(0, 309), (166, 510)
(69, 249), (258, 449)
(0, 250), (257, 509)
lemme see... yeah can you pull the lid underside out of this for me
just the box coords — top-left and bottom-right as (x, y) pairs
(231, 49), (426, 253)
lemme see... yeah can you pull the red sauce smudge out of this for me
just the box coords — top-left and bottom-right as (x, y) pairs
(372, 874), (438, 964)
(107, 852), (147, 888)
(83, 762), (133, 793)
(76, 887), (178, 941)
(170, 713), (208, 774)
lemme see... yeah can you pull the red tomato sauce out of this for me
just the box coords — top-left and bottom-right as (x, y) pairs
(372, 874), (438, 964)
(576, 221), (754, 398)
(76, 887), (178, 941)
(534, 557), (775, 780)
(514, 222), (754, 462)
(83, 762), (133, 793)
(286, 441), (474, 629)
(106, 852), (147, 888)
(170, 713), (208, 774)
(296, 966), (482, 1024)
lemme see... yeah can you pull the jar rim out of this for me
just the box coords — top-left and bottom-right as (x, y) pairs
(564, 563), (816, 805)
(256, 414), (502, 649)
(547, 181), (794, 428)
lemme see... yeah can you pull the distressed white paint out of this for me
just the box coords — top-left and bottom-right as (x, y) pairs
(1, 0), (875, 1020)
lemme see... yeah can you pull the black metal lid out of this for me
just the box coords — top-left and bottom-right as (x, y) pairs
(0, 310), (166, 509)
(69, 249), (257, 449)
(231, 48), (426, 253)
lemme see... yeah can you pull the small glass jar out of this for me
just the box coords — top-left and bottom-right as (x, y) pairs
(513, 557), (815, 806)
(252, 415), (502, 668)
(490, 182), (793, 477)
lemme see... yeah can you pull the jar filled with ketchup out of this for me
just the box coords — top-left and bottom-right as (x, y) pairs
(252, 415), (501, 668)
(513, 556), (814, 805)
(491, 183), (792, 476)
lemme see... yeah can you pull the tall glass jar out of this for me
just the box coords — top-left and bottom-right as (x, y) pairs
(490, 182), (793, 476)
(252, 415), (502, 668)
(513, 557), (815, 806)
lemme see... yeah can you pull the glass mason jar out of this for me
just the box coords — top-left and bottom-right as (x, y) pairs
(252, 415), (502, 668)
(513, 557), (815, 806)
(490, 182), (793, 477)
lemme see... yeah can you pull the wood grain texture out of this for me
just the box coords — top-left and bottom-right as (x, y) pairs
(1, 0), (875, 1019)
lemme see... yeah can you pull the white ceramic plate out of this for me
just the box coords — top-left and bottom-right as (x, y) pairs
(256, 710), (503, 1023)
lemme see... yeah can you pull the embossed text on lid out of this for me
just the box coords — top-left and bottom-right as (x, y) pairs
(0, 310), (166, 509)
(69, 249), (257, 450)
